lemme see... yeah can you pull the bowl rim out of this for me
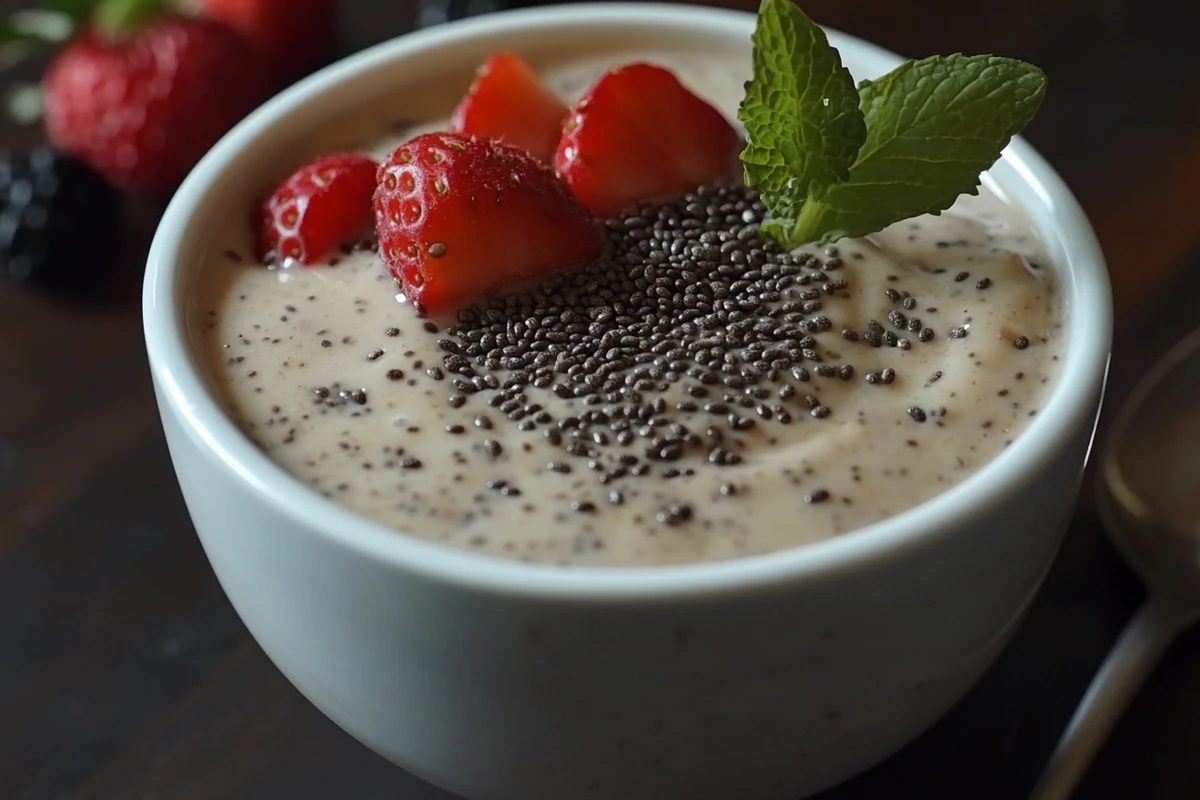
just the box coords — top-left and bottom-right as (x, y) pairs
(143, 2), (1112, 603)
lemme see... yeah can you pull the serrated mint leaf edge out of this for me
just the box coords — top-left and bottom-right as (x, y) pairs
(788, 53), (1048, 246)
(737, 0), (865, 235)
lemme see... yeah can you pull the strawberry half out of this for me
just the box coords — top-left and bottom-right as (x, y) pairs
(450, 52), (567, 163)
(374, 132), (601, 313)
(555, 62), (743, 218)
(258, 154), (378, 265)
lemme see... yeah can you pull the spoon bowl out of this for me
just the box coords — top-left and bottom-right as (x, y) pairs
(1101, 326), (1200, 604)
(1030, 326), (1200, 800)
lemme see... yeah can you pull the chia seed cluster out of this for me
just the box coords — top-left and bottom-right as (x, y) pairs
(380, 184), (969, 504)
(213, 176), (1057, 559)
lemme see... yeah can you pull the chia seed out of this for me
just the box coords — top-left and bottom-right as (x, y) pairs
(657, 503), (693, 526)
(340, 388), (367, 405)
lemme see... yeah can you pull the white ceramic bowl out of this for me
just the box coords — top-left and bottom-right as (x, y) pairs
(143, 5), (1112, 799)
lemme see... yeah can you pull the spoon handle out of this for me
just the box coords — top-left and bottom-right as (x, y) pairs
(1027, 597), (1196, 800)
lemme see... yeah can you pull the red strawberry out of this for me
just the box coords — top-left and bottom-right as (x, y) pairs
(43, 15), (268, 194)
(197, 0), (336, 80)
(258, 153), (378, 265)
(374, 132), (601, 313)
(450, 52), (567, 162)
(555, 63), (743, 218)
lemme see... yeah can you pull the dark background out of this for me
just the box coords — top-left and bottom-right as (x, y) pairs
(3, 0), (1200, 797)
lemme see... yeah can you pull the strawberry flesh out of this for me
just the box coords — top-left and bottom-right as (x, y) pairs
(450, 52), (568, 163)
(258, 154), (378, 265)
(555, 62), (743, 218)
(374, 132), (601, 313)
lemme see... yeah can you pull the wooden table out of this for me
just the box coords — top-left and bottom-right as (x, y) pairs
(3, 0), (1199, 797)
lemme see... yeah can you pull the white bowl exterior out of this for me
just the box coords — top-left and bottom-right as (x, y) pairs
(144, 5), (1111, 799)
(158, 398), (1088, 800)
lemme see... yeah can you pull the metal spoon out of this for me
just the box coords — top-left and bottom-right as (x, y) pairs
(1028, 327), (1200, 800)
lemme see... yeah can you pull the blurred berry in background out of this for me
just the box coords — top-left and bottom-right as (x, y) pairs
(0, 146), (119, 288)
(0, 0), (337, 290)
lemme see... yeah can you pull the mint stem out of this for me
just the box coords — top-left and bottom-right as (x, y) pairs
(788, 197), (829, 248)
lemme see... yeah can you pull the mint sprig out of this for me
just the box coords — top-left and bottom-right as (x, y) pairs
(738, 0), (864, 243)
(739, 0), (1048, 247)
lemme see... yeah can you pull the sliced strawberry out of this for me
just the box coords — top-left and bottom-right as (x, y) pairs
(450, 52), (567, 163)
(374, 132), (601, 313)
(258, 154), (378, 265)
(555, 63), (743, 218)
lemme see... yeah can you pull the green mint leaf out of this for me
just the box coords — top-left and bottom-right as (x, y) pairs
(737, 0), (865, 232)
(791, 54), (1048, 244)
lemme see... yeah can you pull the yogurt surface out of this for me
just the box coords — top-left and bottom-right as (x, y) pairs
(194, 48), (1063, 566)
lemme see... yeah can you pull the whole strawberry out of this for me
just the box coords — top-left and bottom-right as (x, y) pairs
(197, 0), (336, 80)
(375, 132), (602, 313)
(41, 3), (267, 194)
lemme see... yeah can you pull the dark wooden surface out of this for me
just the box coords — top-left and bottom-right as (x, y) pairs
(3, 1), (1200, 797)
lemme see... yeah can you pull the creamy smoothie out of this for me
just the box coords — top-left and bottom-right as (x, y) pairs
(194, 47), (1062, 567)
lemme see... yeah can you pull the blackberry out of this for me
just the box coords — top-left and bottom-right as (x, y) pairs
(0, 147), (121, 288)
